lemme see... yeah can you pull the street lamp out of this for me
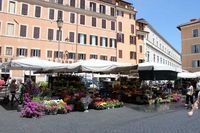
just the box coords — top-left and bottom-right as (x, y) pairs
(56, 18), (63, 62)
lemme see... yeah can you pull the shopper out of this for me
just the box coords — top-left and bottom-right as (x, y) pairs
(195, 79), (200, 99)
(185, 82), (194, 107)
(9, 79), (18, 106)
(188, 91), (200, 116)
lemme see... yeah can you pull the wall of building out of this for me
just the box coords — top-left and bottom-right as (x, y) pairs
(144, 24), (181, 68)
(180, 22), (200, 72)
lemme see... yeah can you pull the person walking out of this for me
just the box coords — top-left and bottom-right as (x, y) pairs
(9, 79), (18, 106)
(185, 82), (194, 107)
(188, 91), (200, 116)
(195, 79), (200, 99)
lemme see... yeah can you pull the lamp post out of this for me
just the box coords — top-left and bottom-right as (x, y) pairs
(56, 18), (63, 62)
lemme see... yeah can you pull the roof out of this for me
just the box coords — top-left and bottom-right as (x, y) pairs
(177, 19), (200, 30)
(136, 18), (148, 25)
(141, 18), (181, 55)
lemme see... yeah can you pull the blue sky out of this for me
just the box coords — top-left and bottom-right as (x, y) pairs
(127, 0), (200, 53)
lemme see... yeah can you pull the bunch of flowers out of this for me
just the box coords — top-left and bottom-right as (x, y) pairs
(21, 93), (46, 118)
(93, 99), (123, 110)
(43, 99), (72, 115)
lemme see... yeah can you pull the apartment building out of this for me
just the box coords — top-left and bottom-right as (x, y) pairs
(143, 19), (181, 68)
(178, 19), (200, 72)
(0, 0), (145, 80)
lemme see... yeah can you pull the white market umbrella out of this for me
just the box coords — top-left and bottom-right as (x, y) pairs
(177, 72), (197, 79)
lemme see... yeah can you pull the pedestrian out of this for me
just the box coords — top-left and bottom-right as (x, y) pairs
(185, 82), (194, 107)
(9, 79), (18, 106)
(195, 79), (200, 99)
(188, 91), (200, 116)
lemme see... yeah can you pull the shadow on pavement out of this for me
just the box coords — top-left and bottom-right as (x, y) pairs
(0, 101), (19, 111)
(125, 102), (184, 113)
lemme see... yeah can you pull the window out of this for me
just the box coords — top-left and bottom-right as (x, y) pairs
(80, 0), (85, 9)
(9, 1), (16, 14)
(31, 49), (40, 57)
(90, 2), (96, 12)
(33, 27), (40, 39)
(131, 25), (134, 34)
(138, 35), (144, 40)
(99, 5), (105, 14)
(20, 25), (27, 37)
(100, 37), (108, 47)
(117, 33), (124, 43)
(100, 55), (107, 60)
(68, 52), (75, 59)
(140, 45), (143, 53)
(111, 21), (115, 30)
(157, 56), (159, 63)
(78, 53), (86, 60)
(47, 50), (52, 58)
(117, 10), (124, 17)
(130, 36), (136, 45)
(193, 29), (199, 37)
(35, 6), (41, 18)
(78, 33), (86, 44)
(110, 38), (116, 48)
(57, 10), (63, 20)
(57, 0), (63, 4)
(90, 35), (98, 46)
(153, 54), (155, 62)
(0, 0), (2, 11)
(21, 3), (28, 15)
(146, 51), (149, 62)
(119, 50), (122, 58)
(48, 29), (54, 40)
(7, 23), (14, 36)
(80, 15), (85, 25)
(118, 22), (122, 32)
(102, 19), (106, 29)
(192, 44), (200, 53)
(6, 47), (12, 56)
(70, 13), (75, 23)
(90, 54), (98, 59)
(130, 51), (136, 59)
(49, 9), (54, 20)
(110, 56), (117, 62)
(54, 51), (63, 59)
(16, 48), (27, 56)
(129, 14), (135, 19)
(69, 32), (74, 42)
(56, 30), (62, 41)
(110, 7), (115, 16)
(92, 17), (96, 27)
(70, 0), (75, 7)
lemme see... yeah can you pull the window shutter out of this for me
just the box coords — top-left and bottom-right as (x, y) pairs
(96, 36), (98, 46)
(31, 49), (33, 57)
(122, 34), (124, 43)
(38, 50), (41, 57)
(84, 34), (86, 44)
(25, 49), (27, 56)
(105, 38), (108, 47)
(16, 48), (19, 56)
(100, 37), (102, 46)
(78, 34), (80, 43)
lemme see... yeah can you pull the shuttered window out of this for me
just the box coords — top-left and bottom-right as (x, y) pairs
(92, 17), (96, 27)
(33, 27), (40, 39)
(48, 29), (54, 40)
(35, 6), (41, 17)
(21, 3), (28, 15)
(102, 19), (106, 29)
(69, 32), (74, 42)
(20, 25), (27, 37)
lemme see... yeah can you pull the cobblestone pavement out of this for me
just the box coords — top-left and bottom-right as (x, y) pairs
(0, 102), (199, 133)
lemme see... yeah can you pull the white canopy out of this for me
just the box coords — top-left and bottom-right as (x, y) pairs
(2, 58), (63, 70)
(138, 62), (182, 72)
(177, 72), (197, 79)
(40, 59), (137, 74)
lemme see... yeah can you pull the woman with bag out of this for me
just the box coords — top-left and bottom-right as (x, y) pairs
(185, 82), (194, 107)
